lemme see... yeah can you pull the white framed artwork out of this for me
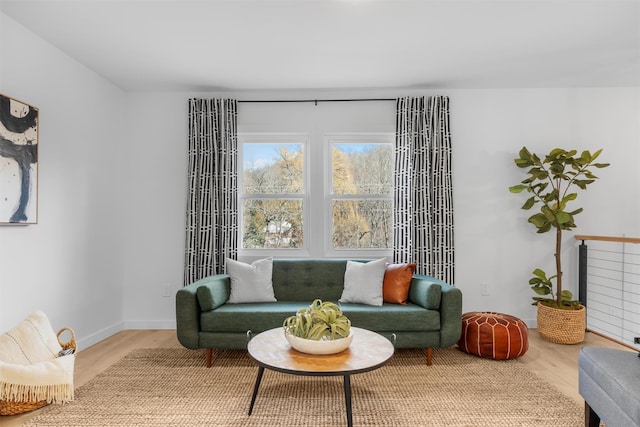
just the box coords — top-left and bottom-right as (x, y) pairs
(0, 94), (39, 224)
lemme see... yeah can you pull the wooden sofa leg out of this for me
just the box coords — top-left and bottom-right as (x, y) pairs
(426, 347), (433, 366)
(206, 348), (213, 368)
(585, 402), (600, 427)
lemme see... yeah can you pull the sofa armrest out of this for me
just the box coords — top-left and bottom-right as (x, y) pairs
(176, 282), (201, 349)
(176, 275), (231, 349)
(195, 275), (230, 311)
(408, 275), (443, 309)
(408, 274), (463, 347)
(438, 282), (463, 347)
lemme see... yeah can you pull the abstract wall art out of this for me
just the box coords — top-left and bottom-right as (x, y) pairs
(0, 94), (39, 224)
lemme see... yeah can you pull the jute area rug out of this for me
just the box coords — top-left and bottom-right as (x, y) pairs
(25, 347), (584, 426)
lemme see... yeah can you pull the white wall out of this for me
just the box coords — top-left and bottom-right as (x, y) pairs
(120, 95), (399, 327)
(121, 94), (188, 328)
(123, 88), (639, 328)
(0, 13), (128, 348)
(452, 88), (640, 324)
(2, 13), (639, 345)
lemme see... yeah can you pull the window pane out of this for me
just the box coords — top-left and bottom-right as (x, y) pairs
(242, 199), (303, 248)
(243, 143), (303, 194)
(332, 200), (392, 249)
(332, 143), (393, 195)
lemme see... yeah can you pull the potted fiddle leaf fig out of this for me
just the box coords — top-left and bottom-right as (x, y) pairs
(509, 147), (609, 344)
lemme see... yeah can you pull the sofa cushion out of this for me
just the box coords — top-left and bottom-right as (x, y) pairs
(383, 263), (417, 304)
(339, 258), (386, 306)
(201, 303), (310, 334)
(226, 257), (277, 304)
(201, 301), (440, 334)
(340, 303), (440, 332)
(271, 259), (351, 301)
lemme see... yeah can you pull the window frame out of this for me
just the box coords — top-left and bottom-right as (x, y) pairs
(238, 133), (311, 258)
(237, 132), (394, 259)
(324, 133), (395, 259)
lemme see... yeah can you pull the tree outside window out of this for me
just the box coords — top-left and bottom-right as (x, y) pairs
(331, 142), (393, 250)
(242, 142), (304, 249)
(239, 134), (393, 253)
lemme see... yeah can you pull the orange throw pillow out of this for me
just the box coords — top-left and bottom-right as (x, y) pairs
(383, 263), (417, 304)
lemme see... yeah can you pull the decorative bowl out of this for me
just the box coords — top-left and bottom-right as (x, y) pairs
(284, 331), (354, 355)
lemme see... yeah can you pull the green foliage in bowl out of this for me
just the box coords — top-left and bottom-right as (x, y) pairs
(283, 299), (351, 341)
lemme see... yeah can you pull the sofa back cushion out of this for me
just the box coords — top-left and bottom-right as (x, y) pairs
(272, 259), (369, 301)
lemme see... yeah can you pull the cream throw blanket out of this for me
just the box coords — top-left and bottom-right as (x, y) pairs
(0, 311), (74, 404)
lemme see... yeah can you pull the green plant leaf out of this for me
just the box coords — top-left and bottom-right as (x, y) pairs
(518, 146), (532, 159)
(560, 290), (574, 301)
(536, 222), (552, 233)
(521, 197), (536, 210)
(543, 191), (557, 204)
(549, 162), (565, 175)
(540, 206), (556, 222)
(568, 208), (583, 216)
(532, 296), (555, 305)
(535, 169), (548, 180)
(528, 213), (549, 228)
(509, 184), (527, 193)
(283, 299), (351, 341)
(556, 211), (571, 225)
(580, 150), (591, 163)
(548, 148), (565, 157)
(532, 268), (547, 279)
(532, 286), (551, 295)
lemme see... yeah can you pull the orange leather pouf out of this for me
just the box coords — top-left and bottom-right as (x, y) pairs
(457, 312), (529, 360)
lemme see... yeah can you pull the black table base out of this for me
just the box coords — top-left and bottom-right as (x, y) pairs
(248, 366), (355, 427)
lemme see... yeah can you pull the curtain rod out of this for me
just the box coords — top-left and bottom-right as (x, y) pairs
(238, 98), (395, 105)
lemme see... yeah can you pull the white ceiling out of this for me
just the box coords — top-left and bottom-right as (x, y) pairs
(1, 0), (639, 92)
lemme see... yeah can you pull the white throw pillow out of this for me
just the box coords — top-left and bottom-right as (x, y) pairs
(339, 258), (387, 306)
(225, 257), (277, 303)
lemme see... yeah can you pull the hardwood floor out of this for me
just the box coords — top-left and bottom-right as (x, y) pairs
(0, 329), (632, 426)
(519, 330), (632, 405)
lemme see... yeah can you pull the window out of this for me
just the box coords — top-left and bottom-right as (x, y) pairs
(240, 135), (307, 251)
(328, 135), (394, 253)
(239, 132), (393, 257)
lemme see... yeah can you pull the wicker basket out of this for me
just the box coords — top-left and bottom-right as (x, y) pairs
(0, 327), (76, 416)
(537, 303), (586, 344)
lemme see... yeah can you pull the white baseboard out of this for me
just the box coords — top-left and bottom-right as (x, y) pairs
(123, 320), (177, 330)
(75, 320), (176, 352)
(77, 321), (124, 351)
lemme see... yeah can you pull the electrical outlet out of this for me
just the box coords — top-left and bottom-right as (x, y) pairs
(480, 283), (489, 296)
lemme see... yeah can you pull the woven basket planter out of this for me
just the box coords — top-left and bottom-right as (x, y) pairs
(0, 327), (76, 416)
(537, 302), (586, 344)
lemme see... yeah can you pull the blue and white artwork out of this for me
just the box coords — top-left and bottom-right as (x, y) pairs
(0, 94), (39, 224)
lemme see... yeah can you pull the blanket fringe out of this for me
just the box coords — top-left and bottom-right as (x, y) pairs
(0, 382), (73, 404)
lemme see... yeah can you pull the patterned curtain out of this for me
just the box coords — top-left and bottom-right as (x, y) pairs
(184, 98), (238, 285)
(393, 96), (455, 284)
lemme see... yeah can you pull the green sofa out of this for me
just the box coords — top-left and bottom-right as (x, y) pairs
(176, 259), (463, 366)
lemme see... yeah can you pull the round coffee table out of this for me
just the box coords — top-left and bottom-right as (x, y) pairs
(247, 326), (395, 427)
